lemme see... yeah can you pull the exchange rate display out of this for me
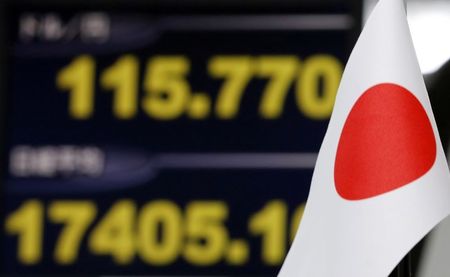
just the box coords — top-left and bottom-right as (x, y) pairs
(1, 1), (360, 275)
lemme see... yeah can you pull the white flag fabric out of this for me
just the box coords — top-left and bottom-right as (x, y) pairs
(279, 0), (450, 276)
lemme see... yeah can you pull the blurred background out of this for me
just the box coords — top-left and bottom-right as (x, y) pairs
(0, 0), (449, 276)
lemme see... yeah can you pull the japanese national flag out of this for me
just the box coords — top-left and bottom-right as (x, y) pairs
(278, 0), (450, 276)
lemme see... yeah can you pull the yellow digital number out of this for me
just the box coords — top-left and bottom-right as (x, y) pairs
(256, 56), (298, 119)
(183, 201), (229, 265)
(56, 54), (342, 121)
(100, 55), (139, 119)
(209, 56), (253, 119)
(88, 200), (136, 264)
(290, 203), (306, 243)
(5, 200), (44, 265)
(138, 200), (182, 265)
(48, 201), (97, 264)
(56, 55), (95, 119)
(296, 54), (342, 119)
(142, 56), (191, 120)
(6, 197), (307, 268)
(249, 200), (287, 265)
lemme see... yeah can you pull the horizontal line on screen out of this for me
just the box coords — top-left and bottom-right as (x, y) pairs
(160, 14), (354, 31)
(155, 152), (318, 169)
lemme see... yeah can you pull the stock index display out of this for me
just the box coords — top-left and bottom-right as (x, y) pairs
(1, 1), (360, 275)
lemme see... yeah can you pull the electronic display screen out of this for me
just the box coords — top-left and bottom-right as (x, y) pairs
(1, 1), (360, 275)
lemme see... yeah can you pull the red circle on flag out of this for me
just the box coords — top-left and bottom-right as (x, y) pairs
(334, 83), (437, 200)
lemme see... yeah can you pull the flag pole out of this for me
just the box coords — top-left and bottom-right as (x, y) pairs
(392, 252), (413, 277)
(407, 253), (412, 276)
(389, 255), (412, 277)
